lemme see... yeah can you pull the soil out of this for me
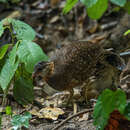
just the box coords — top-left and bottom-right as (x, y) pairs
(0, 0), (130, 130)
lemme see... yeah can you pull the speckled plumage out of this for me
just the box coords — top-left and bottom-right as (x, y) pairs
(33, 41), (124, 98)
(46, 41), (105, 91)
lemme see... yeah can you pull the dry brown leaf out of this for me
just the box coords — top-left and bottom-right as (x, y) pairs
(49, 16), (59, 24)
(39, 107), (64, 120)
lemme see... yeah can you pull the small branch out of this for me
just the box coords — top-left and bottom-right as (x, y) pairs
(52, 108), (93, 130)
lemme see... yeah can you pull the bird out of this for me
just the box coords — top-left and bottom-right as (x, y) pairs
(33, 41), (125, 102)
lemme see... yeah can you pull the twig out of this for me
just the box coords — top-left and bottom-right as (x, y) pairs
(52, 108), (93, 130)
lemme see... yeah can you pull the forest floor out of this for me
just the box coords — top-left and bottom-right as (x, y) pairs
(0, 0), (130, 130)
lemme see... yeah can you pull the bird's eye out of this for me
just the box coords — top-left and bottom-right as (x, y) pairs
(37, 75), (43, 80)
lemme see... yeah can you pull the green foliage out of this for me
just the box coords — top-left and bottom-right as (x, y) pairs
(13, 77), (34, 105)
(0, 0), (7, 3)
(11, 19), (36, 41)
(124, 102), (130, 120)
(0, 43), (19, 91)
(0, 44), (9, 60)
(5, 106), (12, 115)
(0, 0), (21, 3)
(80, 0), (97, 8)
(124, 1), (130, 14)
(87, 0), (108, 19)
(0, 18), (48, 103)
(93, 89), (127, 130)
(63, 0), (128, 19)
(124, 29), (130, 36)
(0, 21), (4, 37)
(11, 112), (32, 130)
(110, 0), (126, 7)
(63, 0), (78, 14)
(17, 40), (48, 73)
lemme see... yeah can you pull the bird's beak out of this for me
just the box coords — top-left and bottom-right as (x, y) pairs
(32, 61), (54, 78)
(117, 63), (126, 71)
(47, 62), (54, 74)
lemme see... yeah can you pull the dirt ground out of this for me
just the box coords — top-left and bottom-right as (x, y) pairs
(0, 0), (130, 130)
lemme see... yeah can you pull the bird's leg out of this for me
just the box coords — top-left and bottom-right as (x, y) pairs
(81, 77), (99, 103)
(66, 89), (74, 105)
(67, 89), (78, 114)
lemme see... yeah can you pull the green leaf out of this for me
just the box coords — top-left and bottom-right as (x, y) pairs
(93, 97), (109, 130)
(63, 0), (78, 14)
(110, 0), (126, 7)
(87, 0), (108, 19)
(114, 90), (126, 113)
(11, 112), (32, 130)
(5, 106), (12, 115)
(93, 89), (127, 129)
(0, 44), (9, 60)
(0, 44), (19, 91)
(124, 102), (130, 120)
(13, 77), (34, 105)
(102, 89), (126, 114)
(0, 0), (8, 3)
(0, 21), (4, 37)
(11, 19), (36, 41)
(0, 59), (19, 91)
(17, 40), (49, 73)
(80, 0), (97, 8)
(124, 29), (130, 36)
(124, 1), (130, 14)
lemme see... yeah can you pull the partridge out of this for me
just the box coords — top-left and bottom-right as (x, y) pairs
(33, 41), (125, 100)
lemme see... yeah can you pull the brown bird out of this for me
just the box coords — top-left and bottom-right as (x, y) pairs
(33, 41), (125, 101)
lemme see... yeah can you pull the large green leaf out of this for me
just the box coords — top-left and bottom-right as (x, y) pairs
(110, 0), (126, 7)
(63, 0), (78, 14)
(13, 77), (34, 105)
(80, 0), (97, 8)
(0, 21), (4, 37)
(93, 89), (127, 130)
(0, 44), (19, 91)
(17, 40), (48, 73)
(0, 44), (9, 60)
(11, 19), (36, 41)
(87, 0), (108, 19)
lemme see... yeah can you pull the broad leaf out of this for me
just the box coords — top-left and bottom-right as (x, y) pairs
(0, 44), (9, 60)
(11, 19), (36, 41)
(17, 40), (48, 73)
(93, 89), (127, 130)
(13, 77), (34, 105)
(114, 90), (126, 113)
(110, 0), (126, 7)
(87, 0), (108, 19)
(63, 0), (78, 14)
(0, 21), (4, 37)
(102, 89), (126, 114)
(0, 44), (19, 91)
(124, 102), (130, 120)
(80, 0), (97, 8)
(11, 112), (32, 130)
(0, 59), (19, 91)
(93, 97), (109, 130)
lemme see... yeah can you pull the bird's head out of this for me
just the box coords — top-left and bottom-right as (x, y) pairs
(32, 61), (54, 86)
(104, 52), (126, 71)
